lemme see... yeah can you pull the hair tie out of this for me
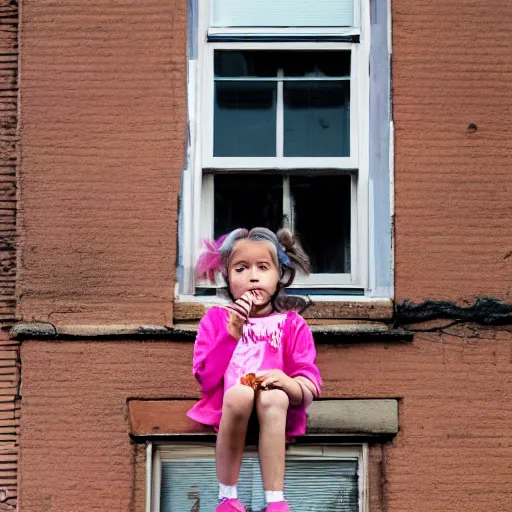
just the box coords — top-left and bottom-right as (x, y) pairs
(277, 245), (291, 267)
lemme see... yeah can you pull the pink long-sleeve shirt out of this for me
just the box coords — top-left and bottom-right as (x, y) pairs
(187, 306), (322, 439)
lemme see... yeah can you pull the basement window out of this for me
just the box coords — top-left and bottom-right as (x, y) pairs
(150, 445), (367, 512)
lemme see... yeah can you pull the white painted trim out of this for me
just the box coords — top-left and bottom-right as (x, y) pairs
(208, 27), (362, 38)
(207, 41), (355, 51)
(360, 444), (370, 512)
(276, 68), (284, 158)
(388, 0), (395, 300)
(145, 442), (153, 512)
(214, 77), (350, 82)
(282, 176), (291, 228)
(151, 448), (162, 512)
(177, 295), (392, 305)
(294, 273), (353, 287)
(203, 157), (358, 170)
(389, 119), (395, 299)
(355, 0), (371, 293)
(200, 174), (215, 242)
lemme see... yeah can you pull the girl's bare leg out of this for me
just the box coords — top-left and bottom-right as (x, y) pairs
(216, 385), (255, 485)
(256, 389), (289, 491)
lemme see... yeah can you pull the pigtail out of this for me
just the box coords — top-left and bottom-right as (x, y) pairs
(273, 228), (312, 313)
(276, 228), (311, 287)
(273, 290), (313, 314)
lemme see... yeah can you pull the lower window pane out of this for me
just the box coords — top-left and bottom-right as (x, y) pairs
(291, 175), (351, 273)
(284, 81), (350, 157)
(214, 81), (277, 157)
(214, 174), (283, 238)
(160, 456), (358, 511)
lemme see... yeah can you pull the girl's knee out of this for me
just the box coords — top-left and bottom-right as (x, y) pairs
(256, 389), (289, 416)
(223, 385), (255, 419)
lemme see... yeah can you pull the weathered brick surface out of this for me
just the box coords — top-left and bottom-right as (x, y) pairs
(0, 0), (18, 330)
(19, 328), (512, 511)
(18, 0), (187, 324)
(15, 1), (512, 512)
(0, 1), (18, 506)
(0, 332), (19, 511)
(393, 0), (512, 303)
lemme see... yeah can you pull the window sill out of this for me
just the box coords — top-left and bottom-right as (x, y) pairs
(128, 399), (399, 441)
(174, 297), (394, 322)
(10, 321), (412, 343)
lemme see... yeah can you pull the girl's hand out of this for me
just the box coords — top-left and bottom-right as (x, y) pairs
(256, 369), (292, 390)
(256, 369), (305, 406)
(225, 290), (254, 321)
(225, 291), (257, 338)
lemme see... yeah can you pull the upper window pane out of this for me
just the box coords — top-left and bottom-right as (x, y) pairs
(214, 81), (277, 157)
(282, 51), (351, 78)
(284, 81), (350, 157)
(213, 51), (351, 158)
(212, 0), (354, 28)
(215, 51), (279, 78)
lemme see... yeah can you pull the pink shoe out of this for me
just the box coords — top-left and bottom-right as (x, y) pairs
(215, 498), (246, 511)
(266, 502), (290, 512)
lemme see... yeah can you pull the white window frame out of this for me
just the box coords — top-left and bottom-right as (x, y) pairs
(148, 443), (369, 512)
(180, 0), (374, 297)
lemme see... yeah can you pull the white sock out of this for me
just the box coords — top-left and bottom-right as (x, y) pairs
(219, 483), (237, 501)
(265, 491), (284, 503)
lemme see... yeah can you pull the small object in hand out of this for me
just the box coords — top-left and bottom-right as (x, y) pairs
(240, 373), (264, 390)
(225, 293), (253, 321)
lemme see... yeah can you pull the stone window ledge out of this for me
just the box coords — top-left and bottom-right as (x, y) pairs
(174, 298), (394, 323)
(128, 399), (399, 441)
(10, 322), (412, 343)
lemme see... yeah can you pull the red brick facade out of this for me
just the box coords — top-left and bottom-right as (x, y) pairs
(0, 0), (19, 508)
(393, 3), (512, 302)
(9, 1), (512, 511)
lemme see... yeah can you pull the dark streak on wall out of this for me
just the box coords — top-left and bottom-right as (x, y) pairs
(395, 297), (512, 326)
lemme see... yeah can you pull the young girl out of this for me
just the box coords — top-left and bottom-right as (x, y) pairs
(187, 227), (322, 512)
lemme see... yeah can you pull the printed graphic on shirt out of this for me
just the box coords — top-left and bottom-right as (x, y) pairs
(224, 313), (287, 391)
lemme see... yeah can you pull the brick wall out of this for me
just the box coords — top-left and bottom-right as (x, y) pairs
(0, 0), (18, 509)
(15, 0), (512, 511)
(18, 0), (187, 325)
(19, 328), (512, 511)
(393, 0), (512, 303)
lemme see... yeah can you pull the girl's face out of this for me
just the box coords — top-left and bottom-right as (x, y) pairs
(228, 239), (280, 316)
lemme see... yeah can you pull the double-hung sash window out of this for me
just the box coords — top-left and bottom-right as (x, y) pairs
(180, 0), (390, 297)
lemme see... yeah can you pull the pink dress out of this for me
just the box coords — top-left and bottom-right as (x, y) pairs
(187, 307), (322, 439)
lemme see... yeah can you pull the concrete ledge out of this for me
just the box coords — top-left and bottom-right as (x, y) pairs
(174, 299), (394, 322)
(11, 322), (412, 343)
(128, 399), (399, 440)
(306, 399), (398, 435)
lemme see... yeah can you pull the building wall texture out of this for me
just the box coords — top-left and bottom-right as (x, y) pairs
(14, 0), (512, 512)
(19, 329), (512, 512)
(18, 0), (187, 325)
(393, 1), (512, 302)
(0, 0), (19, 509)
